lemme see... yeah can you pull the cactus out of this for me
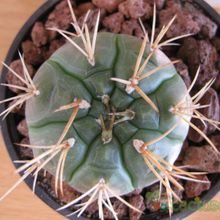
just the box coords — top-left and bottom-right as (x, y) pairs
(0, 2), (219, 219)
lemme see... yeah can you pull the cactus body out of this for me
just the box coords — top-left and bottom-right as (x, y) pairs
(26, 32), (190, 195)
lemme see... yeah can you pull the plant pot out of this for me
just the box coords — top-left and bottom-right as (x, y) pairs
(0, 0), (220, 219)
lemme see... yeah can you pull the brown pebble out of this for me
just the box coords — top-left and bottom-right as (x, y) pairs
(44, 38), (65, 60)
(184, 3), (217, 39)
(17, 137), (33, 159)
(6, 59), (34, 93)
(146, 200), (161, 212)
(78, 8), (106, 31)
(159, 3), (200, 39)
(103, 199), (128, 219)
(184, 175), (211, 198)
(17, 119), (28, 137)
(119, 0), (152, 19)
(102, 12), (124, 33)
(76, 2), (95, 16)
(22, 40), (44, 66)
(45, 0), (74, 32)
(150, 0), (165, 10)
(127, 188), (142, 197)
(211, 135), (220, 149)
(31, 22), (48, 47)
(188, 88), (219, 142)
(188, 119), (206, 143)
(128, 195), (145, 220)
(145, 184), (163, 212)
(214, 68), (220, 90)
(50, 176), (81, 203)
(121, 19), (144, 39)
(81, 197), (98, 214)
(165, 0), (181, 8)
(178, 38), (218, 86)
(8, 100), (25, 115)
(200, 88), (219, 134)
(212, 37), (220, 52)
(176, 140), (189, 162)
(92, 0), (124, 13)
(174, 60), (191, 88)
(145, 183), (182, 212)
(183, 145), (220, 173)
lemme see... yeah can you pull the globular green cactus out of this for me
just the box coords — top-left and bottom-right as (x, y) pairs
(26, 32), (189, 195)
(1, 2), (218, 219)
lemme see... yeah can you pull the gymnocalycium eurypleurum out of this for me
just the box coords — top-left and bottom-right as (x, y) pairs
(0, 1), (219, 219)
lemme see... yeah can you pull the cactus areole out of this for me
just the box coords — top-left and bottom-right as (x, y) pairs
(26, 32), (191, 195)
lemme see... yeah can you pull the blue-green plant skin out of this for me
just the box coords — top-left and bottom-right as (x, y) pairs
(26, 32), (190, 195)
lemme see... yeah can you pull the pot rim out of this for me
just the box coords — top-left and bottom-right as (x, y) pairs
(0, 0), (220, 220)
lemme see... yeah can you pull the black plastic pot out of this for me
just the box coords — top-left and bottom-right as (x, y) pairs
(0, 0), (220, 220)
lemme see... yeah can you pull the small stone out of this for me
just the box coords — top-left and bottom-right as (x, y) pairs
(44, 38), (65, 59)
(165, 0), (182, 9)
(188, 131), (201, 146)
(128, 195), (145, 220)
(149, 0), (165, 10)
(8, 100), (25, 115)
(76, 2), (95, 16)
(145, 184), (161, 212)
(50, 176), (81, 203)
(102, 12), (124, 33)
(45, 0), (74, 31)
(103, 199), (128, 219)
(92, 0), (124, 13)
(159, 4), (200, 38)
(197, 40), (218, 84)
(78, 9), (106, 31)
(184, 3), (217, 39)
(81, 197), (98, 214)
(118, 1), (129, 17)
(183, 145), (220, 173)
(188, 88), (220, 142)
(145, 183), (182, 212)
(211, 135), (220, 149)
(119, 0), (152, 19)
(31, 22), (48, 47)
(18, 137), (33, 159)
(17, 119), (28, 137)
(184, 175), (211, 198)
(214, 71), (220, 90)
(127, 188), (142, 197)
(176, 140), (189, 162)
(22, 40), (44, 66)
(121, 19), (144, 38)
(174, 60), (191, 88)
(212, 37), (220, 52)
(178, 38), (218, 86)
(188, 120), (206, 143)
(200, 88), (219, 134)
(6, 59), (34, 93)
